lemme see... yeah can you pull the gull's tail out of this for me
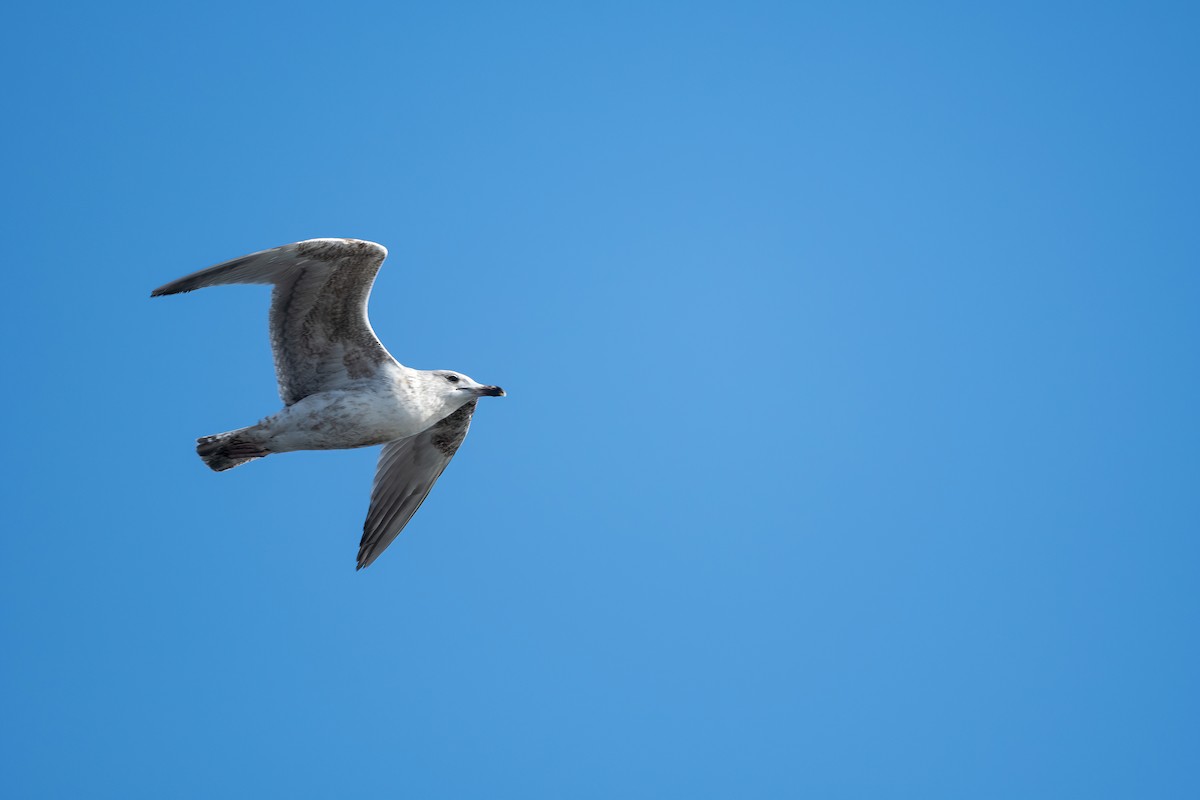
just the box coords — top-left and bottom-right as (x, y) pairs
(196, 427), (270, 472)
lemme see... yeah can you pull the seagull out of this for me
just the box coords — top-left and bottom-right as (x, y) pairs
(151, 238), (505, 569)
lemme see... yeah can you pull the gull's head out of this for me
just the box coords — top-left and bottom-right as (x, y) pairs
(429, 371), (506, 409)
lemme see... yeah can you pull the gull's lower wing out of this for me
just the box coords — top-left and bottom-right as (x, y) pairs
(357, 401), (478, 570)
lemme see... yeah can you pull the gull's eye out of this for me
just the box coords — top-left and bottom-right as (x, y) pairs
(446, 375), (460, 383)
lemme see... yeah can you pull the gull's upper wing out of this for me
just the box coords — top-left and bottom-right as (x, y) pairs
(151, 239), (394, 405)
(356, 401), (478, 569)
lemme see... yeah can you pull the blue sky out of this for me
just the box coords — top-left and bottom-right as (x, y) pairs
(2, 2), (1197, 797)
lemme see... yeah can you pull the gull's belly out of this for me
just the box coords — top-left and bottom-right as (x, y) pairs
(260, 389), (427, 452)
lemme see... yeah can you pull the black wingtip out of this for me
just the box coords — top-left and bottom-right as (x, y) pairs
(151, 285), (191, 297)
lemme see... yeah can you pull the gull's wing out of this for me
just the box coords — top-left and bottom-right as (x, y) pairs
(357, 401), (478, 570)
(151, 239), (394, 406)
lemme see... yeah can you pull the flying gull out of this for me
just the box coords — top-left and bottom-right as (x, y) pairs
(151, 238), (505, 569)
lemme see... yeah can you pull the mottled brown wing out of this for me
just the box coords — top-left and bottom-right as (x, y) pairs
(356, 401), (477, 569)
(151, 238), (395, 405)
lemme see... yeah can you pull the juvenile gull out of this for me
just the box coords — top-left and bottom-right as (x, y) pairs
(151, 238), (505, 569)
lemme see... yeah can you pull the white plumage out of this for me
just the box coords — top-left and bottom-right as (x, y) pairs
(152, 238), (505, 569)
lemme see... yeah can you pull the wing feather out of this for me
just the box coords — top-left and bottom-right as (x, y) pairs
(356, 401), (478, 569)
(151, 239), (394, 405)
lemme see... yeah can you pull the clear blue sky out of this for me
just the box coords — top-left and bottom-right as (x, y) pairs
(2, 2), (1197, 797)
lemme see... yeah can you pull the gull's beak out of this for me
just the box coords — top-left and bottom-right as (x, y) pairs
(475, 385), (506, 397)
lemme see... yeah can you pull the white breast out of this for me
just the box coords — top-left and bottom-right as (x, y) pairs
(258, 387), (431, 452)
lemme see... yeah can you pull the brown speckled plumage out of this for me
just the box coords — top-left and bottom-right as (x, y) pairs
(431, 401), (477, 456)
(151, 238), (505, 570)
